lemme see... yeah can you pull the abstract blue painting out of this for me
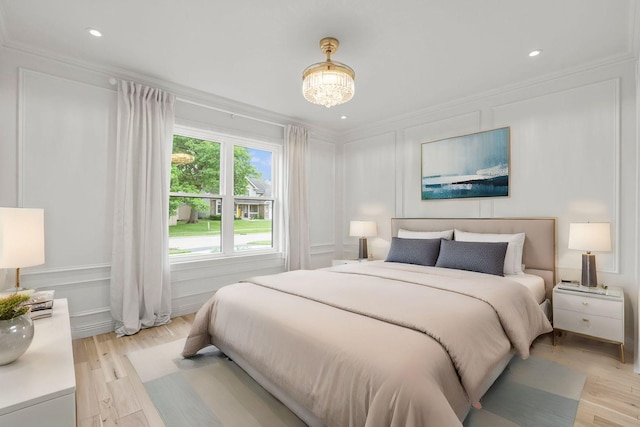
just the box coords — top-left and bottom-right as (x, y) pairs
(421, 127), (510, 200)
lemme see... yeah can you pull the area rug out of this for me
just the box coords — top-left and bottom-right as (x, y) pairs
(128, 339), (586, 427)
(463, 356), (586, 427)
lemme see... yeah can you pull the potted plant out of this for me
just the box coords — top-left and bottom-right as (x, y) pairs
(0, 293), (34, 365)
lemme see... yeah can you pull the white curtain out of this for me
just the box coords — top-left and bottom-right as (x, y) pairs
(284, 125), (311, 270)
(111, 81), (175, 337)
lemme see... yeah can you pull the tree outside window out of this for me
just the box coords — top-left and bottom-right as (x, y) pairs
(169, 133), (276, 256)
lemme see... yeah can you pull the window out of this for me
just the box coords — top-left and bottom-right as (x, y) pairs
(168, 128), (280, 258)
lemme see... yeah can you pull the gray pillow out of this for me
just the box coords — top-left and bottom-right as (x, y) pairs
(385, 237), (441, 266)
(435, 239), (508, 276)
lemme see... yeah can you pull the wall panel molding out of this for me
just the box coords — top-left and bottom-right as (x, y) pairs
(18, 67), (116, 271)
(22, 264), (110, 288)
(17, 68), (114, 207)
(310, 244), (335, 255)
(394, 130), (404, 218)
(6, 46), (337, 141)
(339, 56), (635, 143)
(491, 78), (621, 274)
(20, 256), (287, 339)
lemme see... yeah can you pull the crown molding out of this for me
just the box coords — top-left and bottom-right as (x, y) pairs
(338, 52), (635, 143)
(1, 34), (633, 145)
(0, 39), (340, 142)
(0, 2), (633, 145)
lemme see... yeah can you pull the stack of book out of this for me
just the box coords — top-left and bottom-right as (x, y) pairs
(26, 290), (55, 320)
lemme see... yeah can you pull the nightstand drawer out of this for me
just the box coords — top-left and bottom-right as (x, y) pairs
(553, 292), (622, 319)
(554, 308), (623, 342)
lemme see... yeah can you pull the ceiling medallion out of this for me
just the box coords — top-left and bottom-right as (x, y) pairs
(302, 37), (355, 108)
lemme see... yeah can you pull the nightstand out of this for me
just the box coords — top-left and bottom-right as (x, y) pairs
(331, 259), (369, 266)
(553, 283), (624, 362)
(0, 299), (75, 425)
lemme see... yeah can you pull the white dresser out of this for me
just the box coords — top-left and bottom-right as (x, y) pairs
(0, 298), (76, 426)
(552, 284), (624, 362)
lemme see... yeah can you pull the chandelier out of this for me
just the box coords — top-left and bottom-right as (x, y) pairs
(171, 153), (195, 165)
(302, 37), (355, 108)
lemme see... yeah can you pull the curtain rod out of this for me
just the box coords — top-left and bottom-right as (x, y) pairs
(109, 79), (287, 129)
(176, 97), (287, 129)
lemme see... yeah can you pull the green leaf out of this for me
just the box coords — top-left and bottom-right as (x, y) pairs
(0, 294), (31, 320)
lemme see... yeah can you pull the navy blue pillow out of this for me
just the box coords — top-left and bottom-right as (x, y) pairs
(385, 237), (442, 266)
(435, 239), (508, 276)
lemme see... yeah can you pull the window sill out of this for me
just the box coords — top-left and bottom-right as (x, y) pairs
(169, 250), (285, 271)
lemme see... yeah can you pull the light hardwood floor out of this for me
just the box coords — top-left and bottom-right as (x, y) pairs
(73, 314), (195, 427)
(73, 315), (640, 427)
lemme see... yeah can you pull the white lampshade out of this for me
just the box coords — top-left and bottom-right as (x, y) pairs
(0, 208), (45, 268)
(349, 221), (377, 238)
(568, 222), (611, 252)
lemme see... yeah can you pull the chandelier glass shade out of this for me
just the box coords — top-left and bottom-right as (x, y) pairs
(302, 38), (355, 108)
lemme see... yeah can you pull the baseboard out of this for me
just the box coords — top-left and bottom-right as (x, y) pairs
(69, 297), (208, 339)
(171, 301), (207, 318)
(71, 319), (115, 339)
(34, 259), (285, 340)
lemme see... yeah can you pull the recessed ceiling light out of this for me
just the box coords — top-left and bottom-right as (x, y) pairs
(528, 49), (542, 57)
(87, 28), (102, 37)
(340, 115), (347, 120)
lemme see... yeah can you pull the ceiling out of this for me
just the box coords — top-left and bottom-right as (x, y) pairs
(0, 0), (636, 133)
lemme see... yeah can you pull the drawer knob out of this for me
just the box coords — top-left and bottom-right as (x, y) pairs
(582, 301), (588, 306)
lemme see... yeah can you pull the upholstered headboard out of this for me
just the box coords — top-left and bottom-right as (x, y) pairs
(391, 218), (557, 299)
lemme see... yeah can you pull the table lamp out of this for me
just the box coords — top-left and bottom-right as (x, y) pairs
(568, 222), (611, 288)
(349, 220), (377, 260)
(0, 207), (45, 292)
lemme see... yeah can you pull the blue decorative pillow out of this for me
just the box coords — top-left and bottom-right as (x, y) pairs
(435, 239), (508, 276)
(385, 237), (441, 266)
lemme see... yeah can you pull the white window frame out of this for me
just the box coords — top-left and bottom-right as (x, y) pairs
(170, 125), (282, 261)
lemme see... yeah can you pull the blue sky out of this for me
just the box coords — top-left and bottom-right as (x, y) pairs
(247, 148), (272, 181)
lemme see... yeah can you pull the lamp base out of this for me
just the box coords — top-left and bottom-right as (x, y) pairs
(1, 268), (33, 295)
(358, 237), (368, 260)
(581, 253), (598, 288)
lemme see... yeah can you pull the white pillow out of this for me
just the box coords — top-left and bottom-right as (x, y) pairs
(398, 228), (454, 240)
(454, 229), (525, 275)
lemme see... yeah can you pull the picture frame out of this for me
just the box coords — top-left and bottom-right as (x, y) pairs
(421, 127), (510, 200)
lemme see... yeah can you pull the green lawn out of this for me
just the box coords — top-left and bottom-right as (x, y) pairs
(169, 219), (272, 237)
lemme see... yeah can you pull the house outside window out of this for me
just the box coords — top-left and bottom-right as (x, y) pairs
(236, 178), (272, 220)
(168, 127), (280, 258)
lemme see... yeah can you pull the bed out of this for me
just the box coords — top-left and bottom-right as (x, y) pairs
(182, 217), (556, 426)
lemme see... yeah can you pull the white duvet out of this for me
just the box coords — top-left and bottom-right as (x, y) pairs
(183, 261), (552, 426)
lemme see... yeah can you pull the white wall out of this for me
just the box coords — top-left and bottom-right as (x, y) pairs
(0, 47), (338, 338)
(339, 59), (639, 369)
(0, 41), (637, 369)
(309, 136), (337, 268)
